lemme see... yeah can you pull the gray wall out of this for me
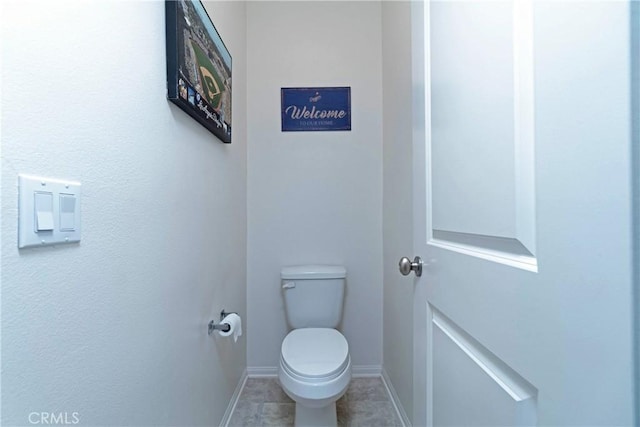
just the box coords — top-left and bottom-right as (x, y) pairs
(1, 1), (247, 425)
(246, 1), (384, 371)
(382, 1), (414, 423)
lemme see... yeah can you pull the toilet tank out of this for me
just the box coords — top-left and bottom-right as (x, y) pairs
(281, 265), (347, 329)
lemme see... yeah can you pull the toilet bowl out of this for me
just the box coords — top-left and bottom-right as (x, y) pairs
(278, 328), (351, 426)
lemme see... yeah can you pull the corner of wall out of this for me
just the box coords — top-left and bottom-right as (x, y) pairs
(381, 0), (415, 424)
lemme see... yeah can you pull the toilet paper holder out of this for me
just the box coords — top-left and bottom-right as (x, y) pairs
(208, 309), (237, 335)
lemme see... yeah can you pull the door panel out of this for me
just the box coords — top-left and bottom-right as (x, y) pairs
(430, 306), (537, 427)
(431, 1), (516, 239)
(429, 0), (536, 270)
(412, 1), (635, 425)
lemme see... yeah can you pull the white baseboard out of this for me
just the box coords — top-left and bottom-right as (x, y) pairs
(246, 365), (382, 378)
(219, 369), (248, 427)
(381, 368), (412, 427)
(246, 366), (278, 377)
(351, 364), (382, 377)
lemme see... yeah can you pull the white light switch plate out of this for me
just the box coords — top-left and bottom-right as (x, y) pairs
(18, 174), (81, 249)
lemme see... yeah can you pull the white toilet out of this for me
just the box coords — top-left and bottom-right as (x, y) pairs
(278, 265), (351, 427)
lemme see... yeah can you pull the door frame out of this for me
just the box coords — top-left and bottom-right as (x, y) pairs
(632, 1), (640, 424)
(410, 0), (428, 424)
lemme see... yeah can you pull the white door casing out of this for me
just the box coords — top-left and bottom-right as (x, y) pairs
(411, 1), (636, 426)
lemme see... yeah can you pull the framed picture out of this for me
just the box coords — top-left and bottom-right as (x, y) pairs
(165, 0), (232, 143)
(281, 87), (351, 132)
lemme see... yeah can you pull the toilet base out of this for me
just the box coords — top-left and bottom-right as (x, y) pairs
(294, 402), (337, 427)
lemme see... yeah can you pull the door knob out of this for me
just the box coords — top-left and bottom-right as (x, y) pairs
(399, 256), (423, 277)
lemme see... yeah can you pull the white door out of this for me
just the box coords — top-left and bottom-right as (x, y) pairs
(410, 1), (636, 426)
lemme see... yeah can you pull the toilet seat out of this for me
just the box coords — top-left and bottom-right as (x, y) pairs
(281, 328), (349, 381)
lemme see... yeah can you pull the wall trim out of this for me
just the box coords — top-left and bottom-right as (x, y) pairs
(382, 368), (412, 427)
(219, 369), (248, 427)
(247, 365), (382, 378)
(247, 366), (278, 377)
(351, 364), (382, 377)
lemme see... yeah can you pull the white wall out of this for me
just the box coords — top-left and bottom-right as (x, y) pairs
(246, 1), (384, 370)
(1, 1), (247, 425)
(381, 1), (414, 422)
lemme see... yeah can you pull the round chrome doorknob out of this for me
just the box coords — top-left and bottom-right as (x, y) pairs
(399, 256), (423, 277)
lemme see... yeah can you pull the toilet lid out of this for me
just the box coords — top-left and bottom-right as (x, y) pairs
(281, 328), (349, 379)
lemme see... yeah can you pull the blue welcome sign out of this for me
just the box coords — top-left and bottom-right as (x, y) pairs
(281, 87), (351, 132)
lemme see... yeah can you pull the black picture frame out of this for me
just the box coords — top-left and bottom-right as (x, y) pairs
(165, 0), (232, 143)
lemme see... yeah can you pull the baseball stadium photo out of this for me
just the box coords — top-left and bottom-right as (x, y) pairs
(166, 0), (232, 143)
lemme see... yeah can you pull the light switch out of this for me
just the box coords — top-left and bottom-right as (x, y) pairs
(18, 174), (81, 249)
(59, 194), (76, 231)
(34, 191), (54, 231)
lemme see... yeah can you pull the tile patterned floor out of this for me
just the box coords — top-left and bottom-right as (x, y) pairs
(228, 377), (401, 427)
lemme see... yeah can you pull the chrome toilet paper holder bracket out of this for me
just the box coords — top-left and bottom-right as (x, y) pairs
(208, 309), (237, 335)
